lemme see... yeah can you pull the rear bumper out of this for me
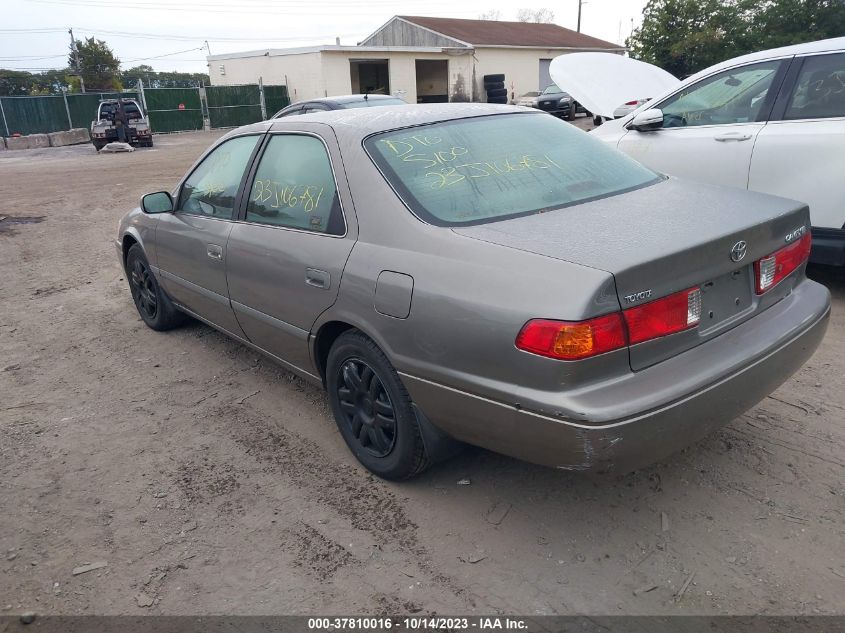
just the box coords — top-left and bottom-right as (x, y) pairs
(402, 279), (830, 472)
(810, 227), (845, 267)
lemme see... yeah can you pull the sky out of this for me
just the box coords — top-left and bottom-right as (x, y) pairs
(1, 0), (648, 75)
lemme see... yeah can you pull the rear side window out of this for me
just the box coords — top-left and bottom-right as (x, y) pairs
(246, 134), (344, 235)
(658, 60), (782, 127)
(177, 135), (260, 220)
(365, 113), (660, 226)
(785, 53), (845, 120)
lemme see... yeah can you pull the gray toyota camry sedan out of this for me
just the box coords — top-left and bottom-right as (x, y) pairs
(117, 103), (830, 480)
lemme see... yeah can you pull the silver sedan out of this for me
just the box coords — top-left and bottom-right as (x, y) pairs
(117, 104), (830, 479)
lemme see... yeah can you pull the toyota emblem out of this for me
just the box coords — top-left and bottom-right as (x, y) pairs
(730, 240), (747, 262)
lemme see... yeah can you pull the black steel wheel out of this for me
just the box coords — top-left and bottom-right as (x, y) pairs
(130, 255), (158, 321)
(326, 330), (431, 480)
(336, 358), (397, 458)
(125, 243), (186, 331)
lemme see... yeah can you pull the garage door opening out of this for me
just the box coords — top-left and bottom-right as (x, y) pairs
(415, 60), (449, 103)
(539, 58), (553, 91)
(350, 60), (390, 95)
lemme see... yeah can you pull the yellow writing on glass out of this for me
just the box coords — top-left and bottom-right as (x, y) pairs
(425, 154), (565, 189)
(252, 179), (325, 213)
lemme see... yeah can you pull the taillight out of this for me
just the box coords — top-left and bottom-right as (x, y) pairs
(624, 100), (639, 105)
(624, 287), (702, 345)
(515, 314), (627, 360)
(516, 288), (703, 360)
(754, 233), (811, 294)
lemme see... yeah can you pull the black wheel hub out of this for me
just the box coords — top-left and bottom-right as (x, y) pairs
(336, 358), (396, 457)
(130, 257), (158, 320)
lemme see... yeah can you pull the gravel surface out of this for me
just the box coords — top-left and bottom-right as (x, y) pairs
(1, 129), (843, 616)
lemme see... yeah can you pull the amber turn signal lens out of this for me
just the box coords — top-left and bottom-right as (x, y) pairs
(515, 314), (627, 360)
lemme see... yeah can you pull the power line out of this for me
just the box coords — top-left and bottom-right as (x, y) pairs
(122, 46), (206, 63)
(0, 54), (66, 60)
(0, 26), (368, 43)
(24, 0), (466, 16)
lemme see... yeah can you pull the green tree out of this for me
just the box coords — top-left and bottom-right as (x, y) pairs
(628, 0), (845, 78)
(0, 69), (35, 96)
(70, 37), (121, 90)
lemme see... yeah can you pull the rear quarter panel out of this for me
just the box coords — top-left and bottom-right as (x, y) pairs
(317, 139), (628, 409)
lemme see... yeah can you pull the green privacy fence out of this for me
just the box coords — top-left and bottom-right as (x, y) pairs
(1, 82), (290, 137)
(264, 85), (290, 117)
(206, 84), (262, 129)
(0, 95), (68, 135)
(142, 87), (204, 134)
(0, 91), (138, 136)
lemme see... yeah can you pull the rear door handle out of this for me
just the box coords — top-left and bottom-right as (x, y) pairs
(305, 268), (330, 290)
(714, 132), (752, 142)
(207, 244), (223, 260)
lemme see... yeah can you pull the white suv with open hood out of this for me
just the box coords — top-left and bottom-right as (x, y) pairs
(591, 37), (845, 266)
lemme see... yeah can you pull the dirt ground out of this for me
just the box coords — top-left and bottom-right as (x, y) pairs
(1, 128), (843, 617)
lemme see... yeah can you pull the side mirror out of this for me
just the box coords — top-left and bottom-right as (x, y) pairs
(630, 108), (664, 132)
(141, 191), (173, 214)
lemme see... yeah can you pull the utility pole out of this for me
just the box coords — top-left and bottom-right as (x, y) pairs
(68, 28), (85, 93)
(204, 40), (211, 56)
(577, 0), (585, 32)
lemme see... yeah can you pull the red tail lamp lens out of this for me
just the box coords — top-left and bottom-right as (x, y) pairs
(754, 232), (811, 294)
(623, 287), (702, 345)
(515, 314), (627, 360)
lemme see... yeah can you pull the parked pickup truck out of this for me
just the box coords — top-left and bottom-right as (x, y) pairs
(90, 98), (153, 150)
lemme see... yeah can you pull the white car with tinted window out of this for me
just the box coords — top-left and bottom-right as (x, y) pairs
(591, 37), (845, 266)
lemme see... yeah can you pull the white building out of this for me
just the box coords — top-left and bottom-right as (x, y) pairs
(207, 15), (624, 105)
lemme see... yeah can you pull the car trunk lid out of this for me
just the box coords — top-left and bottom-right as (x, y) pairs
(453, 178), (810, 370)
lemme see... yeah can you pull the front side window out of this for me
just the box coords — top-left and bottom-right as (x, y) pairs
(177, 135), (260, 219)
(246, 134), (344, 235)
(785, 53), (845, 120)
(659, 60), (782, 128)
(541, 85), (560, 95)
(365, 112), (660, 226)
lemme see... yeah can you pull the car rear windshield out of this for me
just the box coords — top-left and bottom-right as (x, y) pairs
(364, 113), (661, 226)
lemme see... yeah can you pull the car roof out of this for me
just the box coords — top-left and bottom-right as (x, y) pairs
(235, 103), (531, 141)
(301, 94), (400, 105)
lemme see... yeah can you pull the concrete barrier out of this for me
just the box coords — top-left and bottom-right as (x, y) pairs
(4, 136), (31, 150)
(48, 128), (90, 147)
(28, 134), (50, 149)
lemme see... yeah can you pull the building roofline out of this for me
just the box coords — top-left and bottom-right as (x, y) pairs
(473, 44), (626, 51)
(207, 44), (451, 62)
(358, 15), (473, 48)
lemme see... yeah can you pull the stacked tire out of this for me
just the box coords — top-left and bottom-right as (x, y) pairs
(484, 74), (508, 104)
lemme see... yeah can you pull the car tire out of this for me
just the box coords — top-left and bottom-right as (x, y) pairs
(593, 115), (604, 126)
(326, 330), (431, 480)
(567, 106), (576, 121)
(484, 80), (505, 91)
(126, 244), (186, 331)
(93, 141), (105, 152)
(487, 96), (508, 104)
(486, 87), (508, 98)
(483, 73), (505, 83)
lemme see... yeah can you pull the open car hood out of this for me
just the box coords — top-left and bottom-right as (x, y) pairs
(549, 53), (680, 118)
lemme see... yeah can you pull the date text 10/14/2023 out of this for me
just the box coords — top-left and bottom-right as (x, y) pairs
(307, 616), (529, 630)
